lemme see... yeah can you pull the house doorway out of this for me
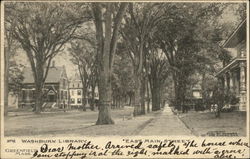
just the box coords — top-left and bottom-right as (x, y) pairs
(48, 94), (55, 102)
(47, 90), (56, 102)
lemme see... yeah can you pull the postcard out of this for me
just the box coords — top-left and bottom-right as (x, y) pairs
(1, 0), (249, 158)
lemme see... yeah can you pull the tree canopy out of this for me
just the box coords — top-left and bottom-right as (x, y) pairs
(5, 2), (246, 121)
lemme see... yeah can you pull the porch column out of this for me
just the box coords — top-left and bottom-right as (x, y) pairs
(223, 74), (228, 93)
(239, 62), (246, 111)
(234, 70), (240, 95)
(220, 76), (225, 90)
(26, 89), (30, 104)
(240, 49), (246, 58)
(229, 72), (234, 92)
(232, 71), (237, 94)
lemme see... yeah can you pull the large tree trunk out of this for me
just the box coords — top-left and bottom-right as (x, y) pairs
(156, 87), (161, 111)
(152, 87), (161, 111)
(34, 82), (43, 113)
(82, 87), (86, 111)
(133, 74), (146, 115)
(79, 66), (86, 111)
(173, 73), (181, 111)
(93, 3), (127, 124)
(180, 76), (188, 113)
(34, 62), (44, 114)
(90, 84), (95, 111)
(96, 71), (114, 124)
(133, 74), (142, 116)
(96, 4), (114, 125)
(146, 80), (150, 113)
(140, 77), (146, 114)
(133, 39), (145, 116)
(151, 75), (161, 111)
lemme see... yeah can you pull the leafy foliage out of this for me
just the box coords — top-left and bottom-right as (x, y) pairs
(8, 61), (24, 94)
(112, 46), (135, 106)
(5, 2), (91, 113)
(68, 28), (97, 110)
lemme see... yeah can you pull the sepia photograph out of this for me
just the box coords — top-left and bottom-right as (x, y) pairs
(1, 0), (249, 158)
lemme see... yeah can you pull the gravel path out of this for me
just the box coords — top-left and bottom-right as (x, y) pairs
(138, 105), (193, 136)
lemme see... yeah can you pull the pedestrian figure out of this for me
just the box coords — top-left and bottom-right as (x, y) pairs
(63, 100), (66, 112)
(210, 104), (215, 112)
(214, 103), (218, 113)
(212, 84), (224, 118)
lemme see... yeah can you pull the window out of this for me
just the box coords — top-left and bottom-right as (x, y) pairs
(71, 90), (74, 96)
(77, 90), (81, 96)
(240, 48), (246, 57)
(193, 91), (201, 99)
(32, 90), (35, 99)
(65, 91), (68, 99)
(78, 83), (80, 88)
(62, 79), (65, 88)
(77, 98), (81, 104)
(22, 90), (26, 100)
(71, 98), (75, 104)
(61, 91), (63, 99)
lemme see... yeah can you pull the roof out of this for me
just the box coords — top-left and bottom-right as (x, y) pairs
(215, 57), (246, 77)
(216, 19), (247, 77)
(71, 73), (81, 81)
(22, 67), (64, 83)
(223, 19), (246, 48)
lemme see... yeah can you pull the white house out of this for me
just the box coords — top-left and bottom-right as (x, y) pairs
(69, 75), (84, 108)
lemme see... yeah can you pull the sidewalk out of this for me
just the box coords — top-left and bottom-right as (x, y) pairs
(138, 105), (193, 136)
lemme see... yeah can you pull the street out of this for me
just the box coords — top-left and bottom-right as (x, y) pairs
(5, 105), (246, 137)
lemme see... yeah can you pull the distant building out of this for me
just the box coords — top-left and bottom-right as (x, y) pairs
(183, 83), (203, 110)
(69, 73), (99, 109)
(19, 62), (69, 109)
(69, 74), (84, 108)
(216, 20), (246, 111)
(93, 86), (99, 100)
(192, 84), (202, 99)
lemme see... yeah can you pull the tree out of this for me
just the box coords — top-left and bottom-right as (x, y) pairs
(234, 3), (246, 21)
(143, 25), (171, 111)
(68, 38), (96, 111)
(155, 4), (196, 111)
(5, 2), (90, 113)
(121, 3), (163, 115)
(4, 16), (20, 115)
(89, 60), (99, 111)
(111, 46), (135, 109)
(212, 83), (224, 118)
(70, 22), (98, 111)
(92, 3), (128, 124)
(155, 3), (227, 111)
(8, 61), (24, 95)
(146, 47), (169, 111)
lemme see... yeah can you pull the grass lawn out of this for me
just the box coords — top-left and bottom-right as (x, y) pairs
(4, 106), (160, 137)
(178, 110), (246, 137)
